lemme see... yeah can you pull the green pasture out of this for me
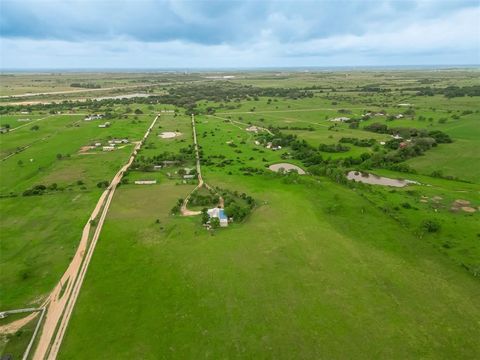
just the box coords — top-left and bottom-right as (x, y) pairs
(59, 174), (480, 359)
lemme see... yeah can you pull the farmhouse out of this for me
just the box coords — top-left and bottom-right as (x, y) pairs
(98, 122), (111, 128)
(84, 114), (104, 121)
(107, 139), (128, 144)
(246, 125), (259, 133)
(162, 160), (179, 166)
(102, 146), (115, 151)
(330, 117), (350, 122)
(391, 134), (403, 140)
(183, 174), (195, 179)
(153, 165), (163, 170)
(207, 207), (228, 227)
(134, 180), (157, 185)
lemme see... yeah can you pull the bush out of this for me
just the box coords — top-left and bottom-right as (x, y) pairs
(96, 180), (109, 188)
(422, 219), (441, 233)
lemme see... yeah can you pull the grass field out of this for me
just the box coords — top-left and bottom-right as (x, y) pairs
(1, 70), (479, 359)
(0, 113), (155, 311)
(59, 173), (480, 359)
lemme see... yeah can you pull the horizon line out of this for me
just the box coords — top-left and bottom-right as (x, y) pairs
(1, 64), (479, 74)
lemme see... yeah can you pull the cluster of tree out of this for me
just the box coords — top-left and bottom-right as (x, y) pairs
(131, 149), (193, 171)
(23, 183), (60, 196)
(414, 85), (480, 98)
(189, 191), (219, 207)
(239, 166), (265, 176)
(318, 143), (350, 153)
(363, 123), (452, 143)
(254, 124), (453, 185)
(171, 198), (184, 215)
(217, 188), (255, 222)
(273, 125), (315, 131)
(70, 83), (101, 89)
(357, 85), (392, 93)
(338, 137), (376, 147)
(429, 170), (469, 183)
(0, 83), (314, 116)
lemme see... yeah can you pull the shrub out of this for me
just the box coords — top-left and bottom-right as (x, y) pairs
(422, 219), (441, 233)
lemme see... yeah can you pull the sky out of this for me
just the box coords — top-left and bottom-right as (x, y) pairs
(0, 0), (479, 69)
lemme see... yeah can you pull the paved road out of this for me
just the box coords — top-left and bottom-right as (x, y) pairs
(32, 115), (159, 360)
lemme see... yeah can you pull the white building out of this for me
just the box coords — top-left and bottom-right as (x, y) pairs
(330, 117), (350, 122)
(134, 180), (157, 185)
(84, 114), (104, 121)
(207, 207), (228, 227)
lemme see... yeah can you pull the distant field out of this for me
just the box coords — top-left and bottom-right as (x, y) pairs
(1, 70), (479, 359)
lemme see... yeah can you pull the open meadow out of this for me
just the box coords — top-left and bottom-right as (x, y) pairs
(0, 69), (479, 359)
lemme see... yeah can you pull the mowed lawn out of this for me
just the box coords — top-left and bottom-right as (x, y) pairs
(59, 176), (480, 359)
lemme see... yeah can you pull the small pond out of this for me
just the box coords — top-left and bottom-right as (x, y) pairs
(269, 163), (306, 175)
(347, 171), (419, 187)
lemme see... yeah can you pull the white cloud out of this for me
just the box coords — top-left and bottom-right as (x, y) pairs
(0, 3), (478, 68)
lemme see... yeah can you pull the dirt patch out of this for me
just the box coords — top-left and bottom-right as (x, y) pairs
(78, 145), (94, 153)
(159, 131), (182, 139)
(0, 312), (39, 335)
(450, 199), (476, 213)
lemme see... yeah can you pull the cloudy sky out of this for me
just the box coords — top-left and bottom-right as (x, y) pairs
(0, 0), (479, 69)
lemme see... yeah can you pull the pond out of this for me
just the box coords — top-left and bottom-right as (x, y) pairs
(347, 171), (419, 187)
(268, 163), (306, 175)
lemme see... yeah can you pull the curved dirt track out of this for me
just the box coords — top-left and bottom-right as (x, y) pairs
(31, 115), (159, 360)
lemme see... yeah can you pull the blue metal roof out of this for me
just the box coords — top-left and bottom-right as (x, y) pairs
(218, 209), (228, 220)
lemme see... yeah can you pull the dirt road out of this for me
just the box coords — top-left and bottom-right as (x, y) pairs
(0, 84), (158, 99)
(180, 114), (223, 216)
(181, 114), (203, 216)
(207, 114), (274, 135)
(31, 115), (159, 360)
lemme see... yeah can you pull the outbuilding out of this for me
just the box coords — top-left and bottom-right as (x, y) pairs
(207, 207), (228, 227)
